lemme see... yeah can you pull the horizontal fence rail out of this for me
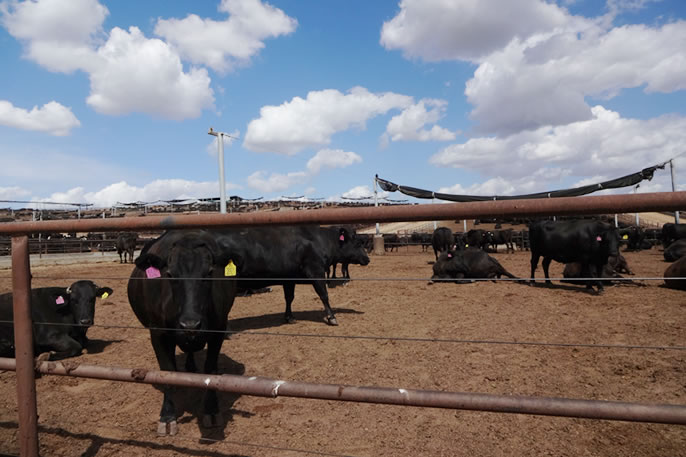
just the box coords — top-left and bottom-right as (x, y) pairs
(0, 191), (685, 235)
(1, 358), (685, 425)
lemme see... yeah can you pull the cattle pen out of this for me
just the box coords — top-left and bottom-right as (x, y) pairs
(1, 191), (686, 456)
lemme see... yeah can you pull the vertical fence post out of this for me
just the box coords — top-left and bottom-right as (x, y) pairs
(670, 160), (680, 224)
(11, 235), (39, 457)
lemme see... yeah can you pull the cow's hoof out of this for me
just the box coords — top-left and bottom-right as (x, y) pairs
(326, 316), (339, 326)
(157, 420), (178, 436)
(202, 413), (221, 428)
(285, 316), (296, 324)
(427, 281), (434, 285)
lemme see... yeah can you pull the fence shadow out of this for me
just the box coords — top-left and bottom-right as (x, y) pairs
(0, 420), (249, 457)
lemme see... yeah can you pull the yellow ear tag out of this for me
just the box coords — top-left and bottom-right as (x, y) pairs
(101, 292), (109, 299)
(465, 244), (469, 247)
(622, 234), (628, 240)
(224, 260), (236, 277)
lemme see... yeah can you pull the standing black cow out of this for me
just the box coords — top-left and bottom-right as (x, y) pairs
(215, 226), (369, 326)
(0, 281), (112, 360)
(466, 229), (491, 250)
(661, 223), (686, 248)
(128, 230), (238, 435)
(488, 229), (514, 253)
(529, 220), (620, 292)
(410, 232), (432, 252)
(116, 233), (138, 263)
(431, 227), (453, 260)
(664, 239), (686, 262)
(431, 248), (518, 282)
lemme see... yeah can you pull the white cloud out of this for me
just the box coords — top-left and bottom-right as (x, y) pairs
(306, 149), (362, 174)
(382, 99), (457, 145)
(244, 86), (414, 154)
(380, 0), (569, 62)
(0, 100), (80, 135)
(40, 179), (240, 208)
(86, 26), (214, 119)
(341, 185), (378, 200)
(0, 186), (30, 200)
(246, 170), (307, 193)
(154, 0), (297, 73)
(1, 1), (214, 120)
(431, 106), (686, 193)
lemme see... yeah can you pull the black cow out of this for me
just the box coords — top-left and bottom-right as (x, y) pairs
(128, 230), (237, 435)
(0, 281), (112, 360)
(116, 233), (138, 263)
(466, 229), (491, 250)
(383, 233), (401, 252)
(431, 227), (453, 260)
(529, 220), (620, 292)
(664, 239), (686, 262)
(664, 256), (686, 290)
(410, 232), (432, 252)
(325, 227), (371, 287)
(620, 226), (646, 251)
(562, 254), (634, 285)
(430, 248), (518, 283)
(215, 226), (369, 326)
(488, 229), (514, 253)
(661, 223), (686, 248)
(453, 232), (467, 251)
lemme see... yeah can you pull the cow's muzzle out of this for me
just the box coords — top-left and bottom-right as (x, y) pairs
(179, 318), (202, 331)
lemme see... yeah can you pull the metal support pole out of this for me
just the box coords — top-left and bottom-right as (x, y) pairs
(671, 160), (680, 223)
(463, 220), (467, 232)
(11, 235), (39, 457)
(634, 185), (640, 226)
(614, 214), (618, 228)
(209, 128), (229, 214)
(374, 175), (380, 235)
(432, 198), (437, 230)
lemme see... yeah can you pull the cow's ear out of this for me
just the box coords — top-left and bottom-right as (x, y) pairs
(338, 228), (349, 243)
(135, 253), (166, 270)
(96, 287), (113, 300)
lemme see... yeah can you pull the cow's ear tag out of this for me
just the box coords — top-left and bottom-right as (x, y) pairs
(145, 266), (161, 279)
(339, 234), (345, 241)
(55, 296), (65, 305)
(447, 253), (452, 258)
(101, 292), (109, 299)
(224, 260), (236, 277)
(596, 236), (602, 241)
(465, 244), (469, 247)
(622, 234), (628, 240)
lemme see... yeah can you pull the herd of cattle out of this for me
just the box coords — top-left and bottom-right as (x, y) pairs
(2, 220), (686, 435)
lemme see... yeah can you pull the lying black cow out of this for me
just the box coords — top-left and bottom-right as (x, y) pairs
(562, 254), (634, 285)
(662, 223), (686, 248)
(0, 281), (112, 360)
(128, 229), (237, 435)
(664, 239), (686, 262)
(529, 219), (620, 292)
(215, 226), (369, 325)
(664, 256), (686, 290)
(431, 227), (453, 260)
(466, 229), (490, 250)
(116, 233), (138, 263)
(430, 248), (518, 283)
(488, 229), (514, 253)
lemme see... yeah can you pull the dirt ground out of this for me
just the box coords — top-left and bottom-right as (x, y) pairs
(1, 244), (685, 457)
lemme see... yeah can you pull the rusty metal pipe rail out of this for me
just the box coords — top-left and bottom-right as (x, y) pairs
(0, 358), (685, 425)
(1, 191), (685, 235)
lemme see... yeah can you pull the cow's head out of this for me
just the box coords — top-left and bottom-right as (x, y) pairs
(339, 231), (370, 266)
(431, 250), (467, 280)
(596, 227), (621, 256)
(63, 280), (113, 327)
(135, 232), (234, 338)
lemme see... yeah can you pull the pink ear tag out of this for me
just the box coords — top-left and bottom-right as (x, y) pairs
(447, 253), (452, 258)
(55, 296), (65, 305)
(339, 235), (345, 241)
(145, 266), (161, 279)
(596, 236), (602, 241)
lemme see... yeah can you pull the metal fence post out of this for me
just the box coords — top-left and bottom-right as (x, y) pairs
(11, 235), (39, 457)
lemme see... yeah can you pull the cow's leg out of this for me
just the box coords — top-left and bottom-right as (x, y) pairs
(306, 269), (337, 325)
(328, 262), (339, 288)
(184, 351), (197, 372)
(529, 254), (540, 284)
(45, 335), (83, 360)
(150, 331), (179, 436)
(119, 252), (123, 263)
(200, 332), (224, 428)
(343, 263), (350, 279)
(542, 257), (553, 285)
(283, 283), (296, 323)
(593, 263), (605, 293)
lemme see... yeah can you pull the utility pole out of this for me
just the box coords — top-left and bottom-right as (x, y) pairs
(670, 160), (680, 224)
(208, 128), (237, 214)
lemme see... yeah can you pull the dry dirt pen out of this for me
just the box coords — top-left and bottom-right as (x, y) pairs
(1, 242), (685, 456)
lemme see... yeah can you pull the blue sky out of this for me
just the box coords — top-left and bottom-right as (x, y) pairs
(0, 0), (685, 208)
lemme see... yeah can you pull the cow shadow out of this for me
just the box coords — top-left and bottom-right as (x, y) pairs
(228, 307), (363, 332)
(85, 338), (122, 355)
(529, 281), (602, 294)
(151, 353), (253, 441)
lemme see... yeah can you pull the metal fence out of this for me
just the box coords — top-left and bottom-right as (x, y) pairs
(2, 191), (686, 457)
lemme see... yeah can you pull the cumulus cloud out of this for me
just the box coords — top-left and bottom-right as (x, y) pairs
(0, 100), (80, 135)
(155, 0), (297, 73)
(246, 170), (307, 193)
(380, 0), (568, 62)
(306, 149), (362, 174)
(39, 179), (241, 208)
(380, 0), (686, 135)
(382, 99), (457, 145)
(1, 0), (214, 120)
(244, 86), (414, 154)
(0, 186), (30, 200)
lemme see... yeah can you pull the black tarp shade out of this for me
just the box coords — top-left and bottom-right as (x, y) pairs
(376, 164), (664, 203)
